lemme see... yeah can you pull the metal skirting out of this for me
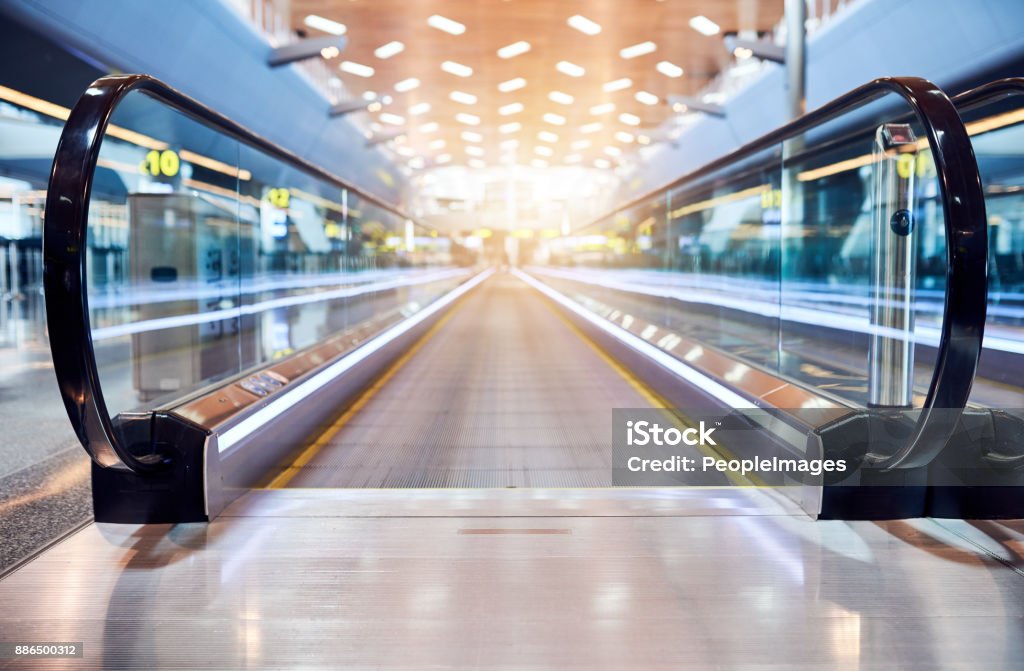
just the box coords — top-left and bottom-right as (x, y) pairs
(1, 487), (1023, 669)
(277, 272), (660, 488)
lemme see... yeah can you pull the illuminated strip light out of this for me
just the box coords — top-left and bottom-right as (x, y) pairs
(182, 178), (261, 206)
(669, 184), (767, 218)
(529, 266), (1024, 356)
(91, 268), (472, 341)
(179, 150), (252, 181)
(218, 268), (494, 452)
(512, 268), (756, 409)
(798, 108), (1024, 182)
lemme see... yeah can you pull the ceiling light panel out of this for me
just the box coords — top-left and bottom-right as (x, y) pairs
(619, 112), (641, 126)
(615, 131), (635, 143)
(441, 61), (473, 77)
(408, 102), (431, 116)
(304, 15), (346, 35)
(340, 61), (374, 77)
(538, 131), (559, 143)
(449, 90), (478, 105)
(419, 122), (439, 133)
(567, 15), (601, 36)
(394, 78), (420, 92)
(499, 102), (524, 115)
(427, 14), (466, 35)
(619, 41), (657, 59)
(460, 130), (483, 143)
(556, 61), (585, 77)
(499, 122), (522, 134)
(497, 41), (531, 59)
(602, 78), (632, 92)
(535, 145), (554, 157)
(635, 91), (659, 106)
(689, 15), (721, 36)
(580, 123), (602, 134)
(455, 112), (481, 125)
(379, 112), (405, 126)
(466, 145), (485, 157)
(374, 41), (404, 59)
(498, 77), (527, 92)
(543, 113), (567, 125)
(590, 103), (615, 115)
(656, 61), (684, 78)
(548, 91), (574, 105)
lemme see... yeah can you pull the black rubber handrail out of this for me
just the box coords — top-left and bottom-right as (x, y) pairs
(951, 77), (1024, 470)
(569, 77), (988, 470)
(43, 74), (423, 473)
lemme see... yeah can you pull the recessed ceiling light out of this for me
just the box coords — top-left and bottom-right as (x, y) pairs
(567, 15), (601, 36)
(498, 77), (527, 92)
(455, 112), (481, 125)
(549, 91), (574, 105)
(436, 153), (452, 164)
(499, 122), (522, 134)
(590, 102), (615, 115)
(379, 112), (405, 126)
(556, 61), (585, 77)
(340, 61), (374, 77)
(419, 122), (439, 133)
(580, 123), (602, 134)
(468, 158), (487, 169)
(656, 61), (684, 78)
(564, 154), (582, 164)
(538, 131), (559, 143)
(602, 78), (632, 92)
(304, 14), (346, 35)
(594, 158), (611, 169)
(466, 145), (485, 157)
(532, 158), (549, 168)
(427, 14), (466, 35)
(635, 91), (659, 106)
(571, 139), (592, 151)
(535, 146), (554, 157)
(461, 130), (483, 143)
(499, 102), (524, 115)
(497, 41), (531, 59)
(394, 78), (420, 92)
(408, 102), (431, 116)
(429, 139), (446, 150)
(500, 139), (520, 149)
(689, 15), (720, 36)
(604, 146), (622, 157)
(619, 112), (641, 126)
(374, 41), (405, 59)
(619, 41), (657, 59)
(450, 90), (478, 105)
(441, 61), (473, 77)
(543, 112), (567, 125)
(615, 131), (635, 143)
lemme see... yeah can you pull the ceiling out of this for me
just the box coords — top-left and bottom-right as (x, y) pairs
(291, 0), (786, 171)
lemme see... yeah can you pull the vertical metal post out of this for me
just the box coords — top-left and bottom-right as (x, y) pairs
(869, 124), (918, 407)
(785, 0), (807, 120)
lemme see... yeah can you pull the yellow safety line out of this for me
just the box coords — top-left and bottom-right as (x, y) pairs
(531, 283), (762, 487)
(266, 286), (477, 488)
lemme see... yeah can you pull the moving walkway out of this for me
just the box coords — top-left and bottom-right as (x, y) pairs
(41, 73), (1024, 524)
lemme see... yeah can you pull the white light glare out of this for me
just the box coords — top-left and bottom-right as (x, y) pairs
(689, 15), (721, 36)
(304, 14), (346, 35)
(620, 41), (657, 59)
(428, 14), (466, 35)
(567, 15), (601, 35)
(497, 41), (531, 58)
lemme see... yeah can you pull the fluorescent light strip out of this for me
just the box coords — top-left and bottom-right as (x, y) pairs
(512, 269), (756, 409)
(549, 91), (574, 105)
(374, 41), (405, 59)
(441, 60), (473, 77)
(497, 41), (531, 58)
(449, 90), (478, 105)
(427, 14), (466, 35)
(603, 78), (632, 92)
(218, 269), (494, 452)
(455, 112), (481, 125)
(543, 112), (567, 125)
(556, 60), (585, 77)
(590, 102), (615, 115)
(620, 41), (657, 59)
(394, 77), (420, 92)
(498, 77), (527, 92)
(499, 102), (524, 115)
(408, 102), (431, 116)
(689, 15), (721, 36)
(340, 61), (374, 77)
(92, 268), (470, 341)
(567, 14), (601, 35)
(656, 61), (684, 78)
(304, 14), (347, 35)
(460, 130), (483, 143)
(635, 90), (659, 106)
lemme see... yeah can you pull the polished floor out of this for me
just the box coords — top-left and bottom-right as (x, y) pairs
(1, 488), (1023, 670)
